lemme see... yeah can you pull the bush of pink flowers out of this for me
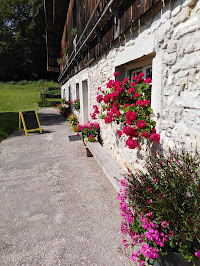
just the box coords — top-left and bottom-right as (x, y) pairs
(91, 72), (160, 150)
(77, 121), (100, 142)
(118, 147), (200, 265)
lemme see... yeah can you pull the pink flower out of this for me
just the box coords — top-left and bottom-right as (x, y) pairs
(97, 95), (103, 103)
(150, 133), (160, 143)
(117, 130), (122, 137)
(126, 138), (139, 149)
(125, 110), (137, 123)
(105, 116), (112, 124)
(130, 82), (136, 86)
(147, 199), (152, 203)
(69, 101), (73, 104)
(128, 87), (135, 94)
(89, 134), (94, 139)
(161, 221), (169, 229)
(114, 71), (119, 77)
(195, 251), (200, 259)
(136, 120), (146, 129)
(141, 132), (149, 138)
(144, 78), (152, 83)
(123, 126), (138, 138)
(121, 179), (127, 187)
(133, 93), (140, 98)
(137, 72), (144, 78)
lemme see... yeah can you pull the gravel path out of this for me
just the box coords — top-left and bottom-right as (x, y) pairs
(0, 108), (134, 266)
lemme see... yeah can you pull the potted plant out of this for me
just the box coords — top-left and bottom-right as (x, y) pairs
(118, 147), (200, 266)
(77, 121), (100, 143)
(73, 99), (80, 112)
(67, 114), (79, 132)
(69, 99), (80, 112)
(55, 103), (71, 118)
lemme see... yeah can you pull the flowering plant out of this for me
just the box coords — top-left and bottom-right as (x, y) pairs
(55, 103), (70, 118)
(60, 42), (68, 56)
(57, 42), (68, 66)
(69, 99), (80, 111)
(118, 147), (200, 265)
(57, 58), (63, 66)
(92, 72), (160, 149)
(77, 121), (100, 142)
(67, 114), (78, 126)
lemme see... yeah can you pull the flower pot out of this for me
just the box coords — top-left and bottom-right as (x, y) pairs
(72, 125), (78, 132)
(88, 137), (96, 142)
(153, 252), (200, 266)
(86, 147), (93, 157)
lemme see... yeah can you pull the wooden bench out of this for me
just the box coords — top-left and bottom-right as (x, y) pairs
(86, 142), (128, 192)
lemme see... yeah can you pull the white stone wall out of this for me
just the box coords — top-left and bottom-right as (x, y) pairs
(62, 0), (200, 170)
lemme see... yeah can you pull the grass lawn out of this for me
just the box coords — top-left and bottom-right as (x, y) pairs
(0, 80), (60, 142)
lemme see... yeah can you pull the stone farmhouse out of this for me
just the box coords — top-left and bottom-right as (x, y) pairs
(45, 0), (200, 170)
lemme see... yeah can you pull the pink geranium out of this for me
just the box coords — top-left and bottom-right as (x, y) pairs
(114, 71), (119, 77)
(150, 133), (160, 143)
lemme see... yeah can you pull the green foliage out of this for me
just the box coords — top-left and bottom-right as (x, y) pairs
(70, 27), (77, 36)
(121, 147), (200, 264)
(56, 104), (71, 118)
(0, 80), (59, 141)
(0, 0), (49, 81)
(67, 114), (78, 125)
(77, 122), (100, 142)
(40, 88), (61, 95)
(38, 95), (49, 107)
(73, 99), (80, 111)
(0, 112), (18, 142)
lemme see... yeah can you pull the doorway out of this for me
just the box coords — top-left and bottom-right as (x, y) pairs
(82, 80), (89, 123)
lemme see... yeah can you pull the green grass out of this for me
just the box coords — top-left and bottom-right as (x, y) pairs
(46, 98), (62, 102)
(0, 80), (60, 142)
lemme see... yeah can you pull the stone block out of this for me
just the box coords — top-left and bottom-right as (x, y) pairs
(182, 0), (197, 7)
(156, 21), (171, 39)
(173, 7), (191, 26)
(183, 34), (200, 54)
(182, 91), (200, 108)
(167, 41), (178, 53)
(172, 123), (190, 138)
(172, 5), (181, 17)
(163, 53), (177, 65)
(195, 1), (200, 13)
(172, 64), (181, 73)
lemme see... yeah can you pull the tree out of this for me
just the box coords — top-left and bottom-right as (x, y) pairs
(0, 0), (53, 81)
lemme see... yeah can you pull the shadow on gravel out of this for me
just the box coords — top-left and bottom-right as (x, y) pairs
(38, 112), (66, 126)
(0, 110), (67, 141)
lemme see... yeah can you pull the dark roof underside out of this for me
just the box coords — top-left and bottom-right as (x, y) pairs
(45, 0), (70, 72)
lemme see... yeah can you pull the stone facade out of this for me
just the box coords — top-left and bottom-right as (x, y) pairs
(61, 0), (200, 170)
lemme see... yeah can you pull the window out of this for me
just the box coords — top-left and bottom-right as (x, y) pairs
(127, 65), (152, 80)
(76, 83), (79, 99)
(68, 86), (72, 101)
